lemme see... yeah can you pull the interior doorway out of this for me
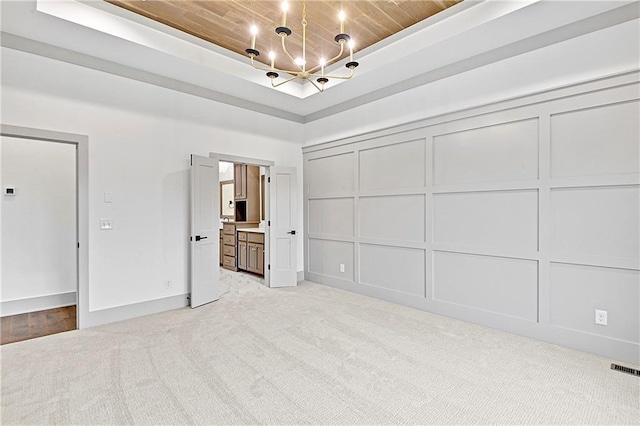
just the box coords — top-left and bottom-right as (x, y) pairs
(190, 153), (298, 308)
(1, 125), (88, 332)
(1, 134), (77, 343)
(218, 161), (268, 286)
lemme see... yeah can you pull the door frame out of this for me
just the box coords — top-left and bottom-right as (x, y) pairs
(1, 124), (88, 329)
(209, 153), (274, 286)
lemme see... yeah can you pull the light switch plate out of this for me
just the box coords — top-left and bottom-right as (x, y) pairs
(100, 218), (113, 230)
(104, 191), (113, 203)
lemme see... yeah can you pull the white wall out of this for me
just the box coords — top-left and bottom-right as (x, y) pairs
(304, 19), (640, 146)
(302, 21), (640, 364)
(1, 136), (77, 315)
(1, 47), (304, 317)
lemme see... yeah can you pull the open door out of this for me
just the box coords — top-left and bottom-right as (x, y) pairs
(190, 154), (219, 307)
(269, 167), (298, 287)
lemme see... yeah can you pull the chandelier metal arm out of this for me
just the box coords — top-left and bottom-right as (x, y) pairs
(250, 55), (301, 75)
(306, 42), (345, 75)
(281, 35), (304, 73)
(246, 0), (359, 92)
(316, 67), (355, 80)
(308, 78), (325, 93)
(270, 74), (300, 88)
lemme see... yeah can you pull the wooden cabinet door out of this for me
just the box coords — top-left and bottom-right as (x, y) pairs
(234, 164), (246, 199)
(247, 242), (264, 275)
(255, 243), (264, 275)
(237, 240), (247, 270)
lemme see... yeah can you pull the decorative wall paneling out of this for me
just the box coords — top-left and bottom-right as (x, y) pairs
(303, 72), (640, 364)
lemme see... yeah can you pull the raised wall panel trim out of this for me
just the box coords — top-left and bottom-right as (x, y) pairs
(549, 174), (640, 189)
(303, 71), (640, 364)
(550, 185), (640, 261)
(308, 198), (354, 238)
(302, 272), (640, 364)
(548, 256), (640, 272)
(359, 194), (426, 243)
(307, 234), (355, 243)
(306, 152), (355, 198)
(550, 100), (640, 178)
(549, 262), (639, 343)
(432, 246), (539, 262)
(358, 138), (426, 191)
(308, 239), (354, 281)
(358, 238), (427, 250)
(431, 180), (540, 194)
(359, 243), (426, 298)
(302, 71), (640, 153)
(0, 292), (76, 317)
(433, 189), (539, 252)
(432, 118), (539, 186)
(358, 187), (428, 198)
(433, 251), (539, 321)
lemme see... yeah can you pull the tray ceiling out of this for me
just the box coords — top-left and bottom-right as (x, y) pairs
(105, 0), (462, 70)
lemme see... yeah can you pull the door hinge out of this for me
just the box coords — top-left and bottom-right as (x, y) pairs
(268, 177), (271, 183)
(268, 221), (270, 226)
(190, 155), (193, 166)
(77, 242), (80, 248)
(190, 236), (192, 241)
(268, 264), (270, 270)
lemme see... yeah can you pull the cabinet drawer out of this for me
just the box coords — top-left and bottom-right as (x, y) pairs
(222, 223), (236, 235)
(223, 235), (236, 246)
(223, 255), (236, 268)
(237, 232), (247, 241)
(223, 245), (235, 256)
(248, 233), (264, 244)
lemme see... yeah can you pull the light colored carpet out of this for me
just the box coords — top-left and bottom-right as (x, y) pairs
(1, 270), (639, 425)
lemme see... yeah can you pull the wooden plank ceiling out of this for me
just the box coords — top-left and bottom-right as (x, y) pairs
(106, 0), (462, 71)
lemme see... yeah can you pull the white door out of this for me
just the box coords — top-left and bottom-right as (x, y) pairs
(269, 167), (298, 287)
(190, 154), (219, 307)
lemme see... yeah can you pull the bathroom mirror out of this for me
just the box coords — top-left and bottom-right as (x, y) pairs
(220, 180), (234, 218)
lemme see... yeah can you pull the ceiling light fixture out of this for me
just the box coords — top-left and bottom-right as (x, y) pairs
(245, 0), (359, 93)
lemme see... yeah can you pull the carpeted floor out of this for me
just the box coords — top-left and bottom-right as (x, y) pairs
(1, 269), (639, 425)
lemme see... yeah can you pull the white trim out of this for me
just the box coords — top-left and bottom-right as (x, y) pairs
(302, 71), (640, 364)
(81, 294), (189, 328)
(1, 124), (89, 329)
(302, 69), (640, 152)
(0, 292), (76, 317)
(208, 153), (275, 288)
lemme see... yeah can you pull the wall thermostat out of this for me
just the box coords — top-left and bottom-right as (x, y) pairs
(4, 187), (16, 196)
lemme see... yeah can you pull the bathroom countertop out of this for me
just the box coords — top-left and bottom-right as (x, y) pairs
(236, 227), (265, 234)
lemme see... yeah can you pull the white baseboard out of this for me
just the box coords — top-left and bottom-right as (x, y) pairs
(1, 292), (76, 317)
(81, 294), (189, 329)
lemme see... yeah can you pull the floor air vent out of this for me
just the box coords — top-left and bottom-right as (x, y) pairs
(611, 363), (640, 377)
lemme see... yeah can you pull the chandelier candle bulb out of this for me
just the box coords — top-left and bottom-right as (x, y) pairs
(282, 1), (288, 27)
(245, 0), (359, 93)
(250, 26), (257, 49)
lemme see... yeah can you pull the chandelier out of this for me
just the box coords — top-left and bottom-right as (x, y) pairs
(245, 0), (359, 93)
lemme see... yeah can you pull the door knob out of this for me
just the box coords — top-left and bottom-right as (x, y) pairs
(287, 230), (296, 235)
(195, 235), (208, 241)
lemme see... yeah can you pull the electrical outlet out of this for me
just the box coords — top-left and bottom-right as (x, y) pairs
(339, 264), (345, 273)
(595, 309), (608, 326)
(165, 280), (172, 289)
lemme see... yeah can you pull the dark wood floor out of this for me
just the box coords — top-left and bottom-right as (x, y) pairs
(1, 305), (76, 345)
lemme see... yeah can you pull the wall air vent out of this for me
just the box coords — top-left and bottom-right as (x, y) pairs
(611, 363), (640, 377)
